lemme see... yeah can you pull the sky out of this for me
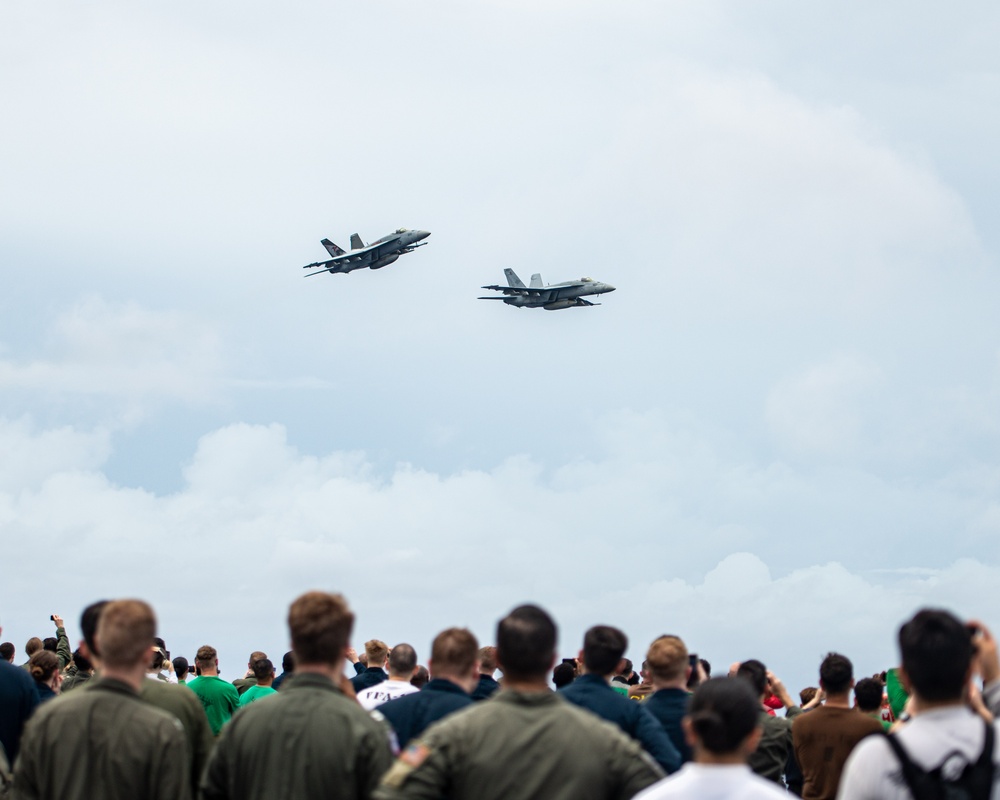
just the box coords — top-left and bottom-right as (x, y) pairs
(2, 1), (999, 693)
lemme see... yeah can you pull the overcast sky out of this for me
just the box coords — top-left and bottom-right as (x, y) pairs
(2, 1), (999, 693)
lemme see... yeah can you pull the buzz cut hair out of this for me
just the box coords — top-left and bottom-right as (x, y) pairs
(96, 599), (157, 669)
(430, 629), (479, 676)
(645, 635), (689, 683)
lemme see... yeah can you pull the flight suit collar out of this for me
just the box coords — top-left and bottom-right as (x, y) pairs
(496, 688), (559, 706)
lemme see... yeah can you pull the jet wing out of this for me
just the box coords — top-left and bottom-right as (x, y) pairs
(480, 285), (552, 296)
(302, 238), (399, 271)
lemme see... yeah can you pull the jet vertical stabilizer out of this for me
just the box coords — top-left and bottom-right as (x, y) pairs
(529, 273), (543, 288)
(350, 233), (365, 250)
(321, 239), (345, 257)
(504, 268), (527, 289)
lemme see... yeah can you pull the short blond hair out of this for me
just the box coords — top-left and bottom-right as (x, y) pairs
(646, 635), (688, 683)
(365, 639), (389, 665)
(96, 600), (157, 669)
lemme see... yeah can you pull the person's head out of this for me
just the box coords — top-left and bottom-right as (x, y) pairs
(429, 628), (479, 688)
(72, 648), (94, 674)
(735, 659), (768, 700)
(854, 677), (883, 713)
(0, 642), (14, 662)
(150, 646), (166, 671)
(252, 657), (275, 684)
(29, 650), (60, 684)
(196, 645), (219, 674)
(684, 678), (763, 759)
(248, 650), (267, 669)
(364, 639), (389, 668)
(819, 652), (854, 695)
(411, 665), (430, 688)
(388, 643), (418, 679)
(645, 635), (689, 686)
(288, 591), (354, 667)
(700, 658), (712, 679)
(478, 645), (498, 674)
(800, 686), (819, 705)
(552, 661), (576, 689)
(496, 604), (557, 682)
(899, 608), (974, 702)
(281, 650), (295, 674)
(80, 600), (110, 659)
(42, 637), (57, 653)
(25, 637), (42, 658)
(172, 656), (189, 679)
(96, 600), (157, 671)
(581, 625), (628, 676)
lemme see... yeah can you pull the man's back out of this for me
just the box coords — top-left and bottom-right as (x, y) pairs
(749, 707), (802, 783)
(357, 679), (419, 711)
(201, 673), (393, 800)
(837, 707), (1000, 799)
(12, 677), (189, 800)
(793, 705), (882, 799)
(187, 675), (240, 736)
(378, 678), (472, 749)
(140, 678), (215, 797)
(643, 688), (692, 765)
(560, 674), (681, 774)
(0, 659), (39, 766)
(373, 690), (663, 800)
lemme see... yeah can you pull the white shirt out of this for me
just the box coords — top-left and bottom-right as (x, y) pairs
(837, 705), (1000, 799)
(634, 763), (791, 799)
(356, 678), (419, 710)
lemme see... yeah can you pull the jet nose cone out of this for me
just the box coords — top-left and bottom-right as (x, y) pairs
(415, 230), (431, 241)
(602, 283), (616, 293)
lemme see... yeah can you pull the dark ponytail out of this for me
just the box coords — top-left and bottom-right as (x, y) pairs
(687, 677), (760, 754)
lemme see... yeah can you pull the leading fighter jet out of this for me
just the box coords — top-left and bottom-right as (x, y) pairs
(479, 269), (616, 310)
(302, 228), (430, 277)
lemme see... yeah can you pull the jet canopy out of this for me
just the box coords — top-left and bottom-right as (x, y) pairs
(395, 228), (410, 234)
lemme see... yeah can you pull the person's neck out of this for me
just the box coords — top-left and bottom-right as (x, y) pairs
(651, 677), (687, 692)
(581, 669), (611, 683)
(823, 691), (852, 708)
(911, 695), (964, 714)
(695, 749), (746, 766)
(102, 663), (147, 692)
(201, 669), (219, 677)
(296, 662), (343, 681)
(501, 675), (550, 692)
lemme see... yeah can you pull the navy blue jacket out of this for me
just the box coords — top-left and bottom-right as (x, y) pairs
(643, 687), (692, 764)
(0, 658), (40, 763)
(471, 674), (500, 702)
(559, 673), (681, 774)
(350, 666), (387, 693)
(377, 678), (472, 749)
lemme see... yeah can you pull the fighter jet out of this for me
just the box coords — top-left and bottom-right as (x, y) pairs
(302, 229), (430, 277)
(478, 269), (616, 310)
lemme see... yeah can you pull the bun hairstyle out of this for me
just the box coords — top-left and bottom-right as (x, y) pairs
(28, 649), (60, 682)
(687, 677), (760, 755)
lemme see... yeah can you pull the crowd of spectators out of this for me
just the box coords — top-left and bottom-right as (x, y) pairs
(1, 598), (999, 799)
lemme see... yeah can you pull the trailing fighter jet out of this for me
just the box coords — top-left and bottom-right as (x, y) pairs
(478, 269), (616, 310)
(301, 229), (430, 277)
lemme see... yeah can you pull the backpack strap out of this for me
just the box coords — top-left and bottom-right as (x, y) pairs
(966, 720), (995, 798)
(884, 730), (938, 800)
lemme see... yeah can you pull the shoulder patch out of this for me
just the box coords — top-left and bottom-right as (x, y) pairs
(381, 743), (432, 789)
(401, 743), (430, 768)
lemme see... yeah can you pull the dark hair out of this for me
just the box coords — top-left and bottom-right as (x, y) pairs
(800, 686), (819, 705)
(411, 665), (429, 688)
(582, 625), (627, 675)
(42, 637), (57, 652)
(81, 600), (111, 656)
(899, 609), (973, 702)
(389, 644), (418, 675)
(700, 658), (712, 678)
(496, 604), (556, 680)
(854, 677), (883, 713)
(172, 656), (189, 677)
(552, 662), (576, 689)
(688, 678), (761, 754)
(196, 645), (218, 667)
(0, 642), (14, 661)
(150, 648), (165, 670)
(252, 658), (274, 681)
(819, 652), (853, 694)
(72, 648), (94, 673)
(735, 659), (767, 697)
(281, 651), (295, 673)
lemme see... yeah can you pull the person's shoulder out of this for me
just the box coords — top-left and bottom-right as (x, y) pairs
(0, 658), (35, 686)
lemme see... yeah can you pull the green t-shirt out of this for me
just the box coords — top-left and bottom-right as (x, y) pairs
(239, 684), (278, 707)
(187, 675), (241, 735)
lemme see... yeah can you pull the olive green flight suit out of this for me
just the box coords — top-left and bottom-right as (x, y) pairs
(373, 689), (664, 800)
(200, 672), (393, 800)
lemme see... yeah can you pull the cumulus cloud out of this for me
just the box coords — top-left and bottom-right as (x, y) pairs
(3, 418), (1000, 692)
